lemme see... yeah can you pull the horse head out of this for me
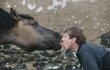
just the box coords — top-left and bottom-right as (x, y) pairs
(0, 8), (62, 52)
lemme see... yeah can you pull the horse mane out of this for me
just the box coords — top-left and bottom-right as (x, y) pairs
(0, 8), (37, 31)
(0, 8), (17, 30)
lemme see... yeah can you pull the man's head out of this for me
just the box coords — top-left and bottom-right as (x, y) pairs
(61, 27), (86, 50)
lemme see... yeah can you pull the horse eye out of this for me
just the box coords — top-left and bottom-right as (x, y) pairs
(32, 22), (38, 27)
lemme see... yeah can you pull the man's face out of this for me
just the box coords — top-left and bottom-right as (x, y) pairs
(61, 33), (73, 50)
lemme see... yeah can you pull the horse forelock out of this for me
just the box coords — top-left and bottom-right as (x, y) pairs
(19, 14), (34, 20)
(0, 8), (17, 30)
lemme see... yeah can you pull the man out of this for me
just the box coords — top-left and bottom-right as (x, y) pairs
(61, 27), (110, 70)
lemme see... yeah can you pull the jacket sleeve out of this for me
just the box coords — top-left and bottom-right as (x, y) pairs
(79, 50), (100, 70)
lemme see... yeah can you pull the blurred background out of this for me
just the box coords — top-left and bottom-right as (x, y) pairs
(0, 0), (110, 70)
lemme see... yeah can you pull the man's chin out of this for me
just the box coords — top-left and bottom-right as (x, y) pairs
(61, 46), (68, 50)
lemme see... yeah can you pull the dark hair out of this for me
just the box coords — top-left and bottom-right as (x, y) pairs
(0, 8), (17, 30)
(19, 14), (34, 20)
(64, 27), (86, 45)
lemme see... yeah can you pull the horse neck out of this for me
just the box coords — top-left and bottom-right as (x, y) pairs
(0, 30), (15, 45)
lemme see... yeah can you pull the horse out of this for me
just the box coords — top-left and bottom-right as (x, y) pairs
(0, 8), (62, 52)
(100, 31), (110, 48)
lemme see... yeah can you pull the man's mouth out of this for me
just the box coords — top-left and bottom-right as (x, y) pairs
(60, 41), (63, 45)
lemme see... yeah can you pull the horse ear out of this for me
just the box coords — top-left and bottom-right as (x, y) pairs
(10, 8), (21, 21)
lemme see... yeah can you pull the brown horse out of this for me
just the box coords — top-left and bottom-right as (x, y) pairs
(0, 8), (62, 52)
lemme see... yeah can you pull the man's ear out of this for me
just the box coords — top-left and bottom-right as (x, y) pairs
(71, 37), (76, 44)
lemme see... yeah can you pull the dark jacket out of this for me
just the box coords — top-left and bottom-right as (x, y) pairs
(76, 42), (110, 70)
